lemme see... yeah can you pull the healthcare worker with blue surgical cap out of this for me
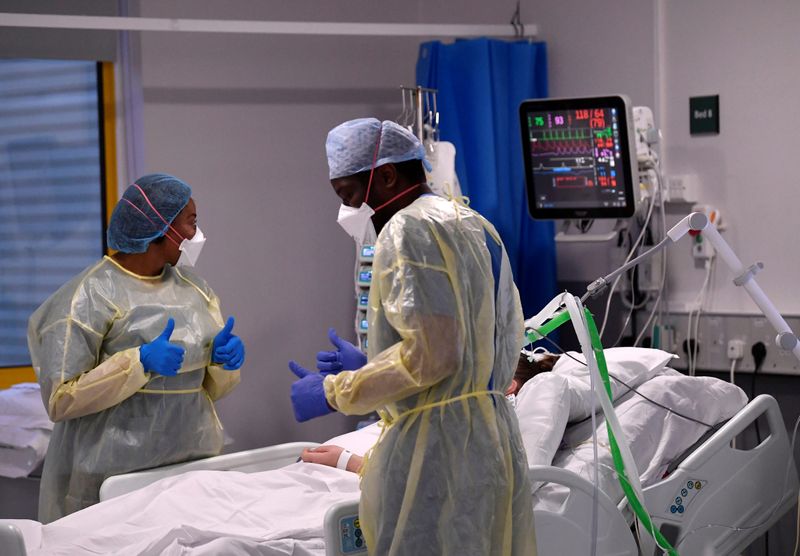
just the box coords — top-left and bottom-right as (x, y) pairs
(288, 119), (537, 555)
(28, 173), (246, 522)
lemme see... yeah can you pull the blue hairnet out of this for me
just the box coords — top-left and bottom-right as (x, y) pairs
(107, 174), (192, 254)
(326, 118), (432, 180)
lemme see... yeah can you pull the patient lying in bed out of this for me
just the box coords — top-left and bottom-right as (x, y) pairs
(300, 352), (560, 473)
(304, 346), (746, 499)
(11, 348), (748, 556)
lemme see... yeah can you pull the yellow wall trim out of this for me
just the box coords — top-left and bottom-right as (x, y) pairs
(0, 368), (37, 389)
(101, 61), (118, 236)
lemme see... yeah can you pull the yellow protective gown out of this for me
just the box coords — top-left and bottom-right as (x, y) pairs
(28, 256), (240, 523)
(324, 195), (536, 555)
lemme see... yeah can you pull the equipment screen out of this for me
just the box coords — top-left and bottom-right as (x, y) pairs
(520, 96), (637, 219)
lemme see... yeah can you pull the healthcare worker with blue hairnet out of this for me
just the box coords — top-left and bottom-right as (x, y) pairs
(28, 173), (245, 522)
(288, 119), (536, 555)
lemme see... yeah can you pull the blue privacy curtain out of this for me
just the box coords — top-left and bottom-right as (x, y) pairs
(416, 39), (557, 317)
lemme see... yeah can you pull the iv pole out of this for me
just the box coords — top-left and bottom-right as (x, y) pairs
(582, 212), (800, 363)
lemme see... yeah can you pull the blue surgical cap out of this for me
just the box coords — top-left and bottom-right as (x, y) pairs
(107, 173), (192, 254)
(326, 118), (432, 180)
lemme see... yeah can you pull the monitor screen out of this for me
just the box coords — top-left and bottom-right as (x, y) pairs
(519, 96), (638, 220)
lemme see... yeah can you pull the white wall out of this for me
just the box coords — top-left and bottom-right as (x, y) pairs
(660, 0), (800, 314)
(134, 0), (521, 451)
(535, 3), (800, 552)
(529, 0), (657, 285)
(533, 0), (800, 318)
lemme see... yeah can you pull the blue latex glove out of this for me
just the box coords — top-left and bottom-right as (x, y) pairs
(212, 317), (245, 370)
(316, 328), (367, 375)
(140, 318), (185, 376)
(288, 361), (334, 422)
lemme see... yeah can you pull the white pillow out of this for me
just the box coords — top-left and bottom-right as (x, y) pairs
(515, 373), (571, 470)
(552, 347), (677, 422)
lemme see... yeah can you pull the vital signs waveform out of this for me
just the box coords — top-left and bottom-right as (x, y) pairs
(531, 139), (593, 157)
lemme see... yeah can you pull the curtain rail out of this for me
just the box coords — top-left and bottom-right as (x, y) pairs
(0, 13), (537, 38)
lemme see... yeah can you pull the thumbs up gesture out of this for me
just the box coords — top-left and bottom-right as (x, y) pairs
(212, 317), (246, 371)
(140, 318), (185, 376)
(315, 328), (367, 375)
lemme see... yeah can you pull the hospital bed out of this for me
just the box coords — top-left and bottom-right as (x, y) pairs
(318, 394), (799, 556)
(0, 383), (51, 521)
(0, 394), (796, 556)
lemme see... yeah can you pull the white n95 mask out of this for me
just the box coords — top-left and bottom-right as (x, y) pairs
(177, 226), (206, 267)
(337, 203), (376, 246)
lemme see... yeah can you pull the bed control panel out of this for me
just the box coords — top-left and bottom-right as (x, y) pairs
(338, 515), (367, 554)
(667, 478), (707, 518)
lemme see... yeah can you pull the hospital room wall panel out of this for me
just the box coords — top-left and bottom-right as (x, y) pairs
(534, 0), (800, 317)
(527, 0), (658, 288)
(134, 0), (520, 452)
(659, 0), (800, 315)
(537, 2), (800, 553)
(655, 5), (800, 548)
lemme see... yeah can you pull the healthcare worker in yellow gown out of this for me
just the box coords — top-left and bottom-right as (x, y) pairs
(288, 119), (536, 555)
(28, 174), (245, 522)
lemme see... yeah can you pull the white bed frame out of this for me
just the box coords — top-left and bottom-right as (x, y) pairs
(530, 394), (799, 555)
(1, 395), (796, 556)
(322, 395), (799, 556)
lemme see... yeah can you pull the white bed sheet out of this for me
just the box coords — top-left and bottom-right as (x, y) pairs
(12, 361), (747, 555)
(23, 464), (359, 556)
(16, 425), (382, 556)
(0, 383), (52, 478)
(533, 369), (747, 512)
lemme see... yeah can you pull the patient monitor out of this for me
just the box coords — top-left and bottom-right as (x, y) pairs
(519, 95), (642, 241)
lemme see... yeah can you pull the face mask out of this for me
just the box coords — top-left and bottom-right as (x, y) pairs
(336, 182), (424, 244)
(337, 203), (376, 245)
(176, 226), (206, 267)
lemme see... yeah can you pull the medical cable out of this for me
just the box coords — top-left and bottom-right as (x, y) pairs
(673, 412), (800, 551)
(599, 194), (657, 339)
(635, 170), (669, 347)
(691, 258), (716, 375)
(610, 252), (639, 346)
(611, 266), (643, 347)
(749, 342), (769, 553)
(535, 334), (715, 429)
(729, 360), (737, 450)
(692, 261), (709, 371)
(588, 332), (600, 556)
(793, 487), (800, 556)
(686, 257), (715, 375)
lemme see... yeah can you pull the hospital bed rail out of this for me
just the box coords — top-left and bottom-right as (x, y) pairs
(0, 441), (320, 556)
(528, 394), (798, 556)
(643, 393), (798, 555)
(99, 441), (319, 501)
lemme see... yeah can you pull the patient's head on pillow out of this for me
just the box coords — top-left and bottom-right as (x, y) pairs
(505, 353), (560, 396)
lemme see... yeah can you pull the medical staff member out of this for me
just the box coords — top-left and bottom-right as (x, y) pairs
(287, 119), (536, 555)
(28, 173), (245, 522)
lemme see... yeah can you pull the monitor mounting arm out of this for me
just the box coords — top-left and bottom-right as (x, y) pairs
(582, 212), (800, 362)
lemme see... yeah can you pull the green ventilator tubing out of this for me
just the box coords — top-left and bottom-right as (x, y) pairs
(527, 308), (679, 556)
(584, 309), (678, 556)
